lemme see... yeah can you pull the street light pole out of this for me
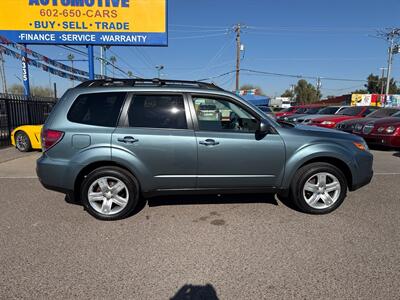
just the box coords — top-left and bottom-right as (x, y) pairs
(155, 65), (164, 78)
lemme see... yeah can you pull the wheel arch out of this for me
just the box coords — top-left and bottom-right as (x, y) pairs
(74, 161), (142, 200)
(282, 155), (353, 191)
(298, 157), (352, 188)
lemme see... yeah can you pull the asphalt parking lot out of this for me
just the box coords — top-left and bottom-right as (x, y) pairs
(0, 147), (399, 299)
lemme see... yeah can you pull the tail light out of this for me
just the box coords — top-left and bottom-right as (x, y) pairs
(41, 129), (64, 151)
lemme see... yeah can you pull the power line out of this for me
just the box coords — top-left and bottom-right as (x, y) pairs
(170, 32), (230, 40)
(241, 68), (371, 82)
(108, 48), (145, 78)
(197, 70), (236, 82)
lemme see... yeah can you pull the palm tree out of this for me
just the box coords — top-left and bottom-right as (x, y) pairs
(110, 56), (117, 78)
(67, 53), (75, 87)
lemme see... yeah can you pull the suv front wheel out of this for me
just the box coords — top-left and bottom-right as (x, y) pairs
(290, 162), (347, 214)
(81, 166), (139, 220)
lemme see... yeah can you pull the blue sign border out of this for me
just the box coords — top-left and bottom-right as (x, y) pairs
(0, 30), (168, 46)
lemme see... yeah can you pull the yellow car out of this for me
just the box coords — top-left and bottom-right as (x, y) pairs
(11, 125), (43, 152)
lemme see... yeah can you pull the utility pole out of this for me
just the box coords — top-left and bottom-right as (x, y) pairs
(316, 77), (322, 100)
(382, 29), (400, 97)
(67, 53), (75, 87)
(234, 23), (244, 94)
(100, 46), (104, 78)
(379, 67), (387, 106)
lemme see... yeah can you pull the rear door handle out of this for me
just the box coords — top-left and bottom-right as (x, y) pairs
(199, 139), (220, 146)
(117, 136), (139, 144)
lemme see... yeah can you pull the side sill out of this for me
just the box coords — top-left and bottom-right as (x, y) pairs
(143, 187), (280, 198)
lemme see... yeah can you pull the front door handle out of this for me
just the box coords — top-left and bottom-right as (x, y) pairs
(199, 139), (220, 146)
(117, 136), (139, 144)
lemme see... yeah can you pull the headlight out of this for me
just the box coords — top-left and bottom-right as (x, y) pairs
(386, 126), (396, 134)
(284, 117), (288, 120)
(321, 121), (335, 125)
(355, 123), (363, 131)
(292, 118), (297, 122)
(377, 127), (385, 133)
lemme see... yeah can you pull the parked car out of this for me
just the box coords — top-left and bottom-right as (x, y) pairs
(11, 125), (43, 152)
(288, 106), (350, 124)
(37, 79), (373, 220)
(282, 106), (325, 123)
(274, 106), (303, 118)
(355, 111), (400, 148)
(310, 106), (379, 129)
(276, 105), (323, 120)
(336, 108), (400, 133)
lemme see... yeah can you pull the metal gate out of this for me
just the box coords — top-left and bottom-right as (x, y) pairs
(0, 94), (56, 148)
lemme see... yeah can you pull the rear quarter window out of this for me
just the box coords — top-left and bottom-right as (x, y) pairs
(67, 92), (126, 127)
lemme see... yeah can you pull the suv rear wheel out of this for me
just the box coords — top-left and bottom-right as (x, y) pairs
(81, 166), (139, 220)
(290, 162), (347, 214)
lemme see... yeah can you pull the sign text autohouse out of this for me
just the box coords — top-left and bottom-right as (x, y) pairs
(0, 0), (167, 46)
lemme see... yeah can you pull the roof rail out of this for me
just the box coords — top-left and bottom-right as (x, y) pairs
(76, 78), (225, 91)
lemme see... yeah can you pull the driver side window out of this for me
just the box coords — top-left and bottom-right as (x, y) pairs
(192, 96), (259, 132)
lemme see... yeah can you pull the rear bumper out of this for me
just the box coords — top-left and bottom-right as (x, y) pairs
(36, 154), (75, 194)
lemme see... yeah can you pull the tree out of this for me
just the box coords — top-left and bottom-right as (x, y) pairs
(239, 84), (265, 95)
(293, 79), (320, 103)
(110, 56), (117, 78)
(127, 71), (133, 78)
(8, 84), (53, 97)
(353, 73), (399, 94)
(281, 89), (294, 98)
(9, 83), (24, 94)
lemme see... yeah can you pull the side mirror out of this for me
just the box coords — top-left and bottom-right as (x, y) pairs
(258, 120), (271, 134)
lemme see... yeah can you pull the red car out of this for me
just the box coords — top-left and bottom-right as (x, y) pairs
(310, 106), (379, 129)
(356, 112), (400, 148)
(275, 105), (323, 119)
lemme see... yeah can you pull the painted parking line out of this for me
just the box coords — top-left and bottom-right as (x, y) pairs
(374, 173), (400, 175)
(0, 176), (38, 179)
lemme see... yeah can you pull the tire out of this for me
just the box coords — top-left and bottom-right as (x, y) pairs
(15, 131), (32, 152)
(290, 162), (347, 214)
(80, 166), (139, 220)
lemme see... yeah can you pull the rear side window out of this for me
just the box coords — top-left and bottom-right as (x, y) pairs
(128, 94), (187, 129)
(68, 92), (126, 127)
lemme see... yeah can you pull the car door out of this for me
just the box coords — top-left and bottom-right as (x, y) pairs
(111, 93), (197, 191)
(190, 94), (286, 189)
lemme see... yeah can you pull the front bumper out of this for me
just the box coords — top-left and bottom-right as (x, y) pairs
(349, 151), (374, 191)
(360, 134), (400, 148)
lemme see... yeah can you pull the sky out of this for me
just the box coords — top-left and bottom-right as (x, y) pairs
(1, 0), (400, 98)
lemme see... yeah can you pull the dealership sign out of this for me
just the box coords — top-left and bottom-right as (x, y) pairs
(0, 0), (167, 46)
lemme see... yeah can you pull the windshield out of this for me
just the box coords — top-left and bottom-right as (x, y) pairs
(304, 107), (322, 114)
(318, 106), (339, 114)
(367, 108), (399, 118)
(392, 111), (400, 118)
(295, 108), (307, 114)
(337, 107), (363, 116)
